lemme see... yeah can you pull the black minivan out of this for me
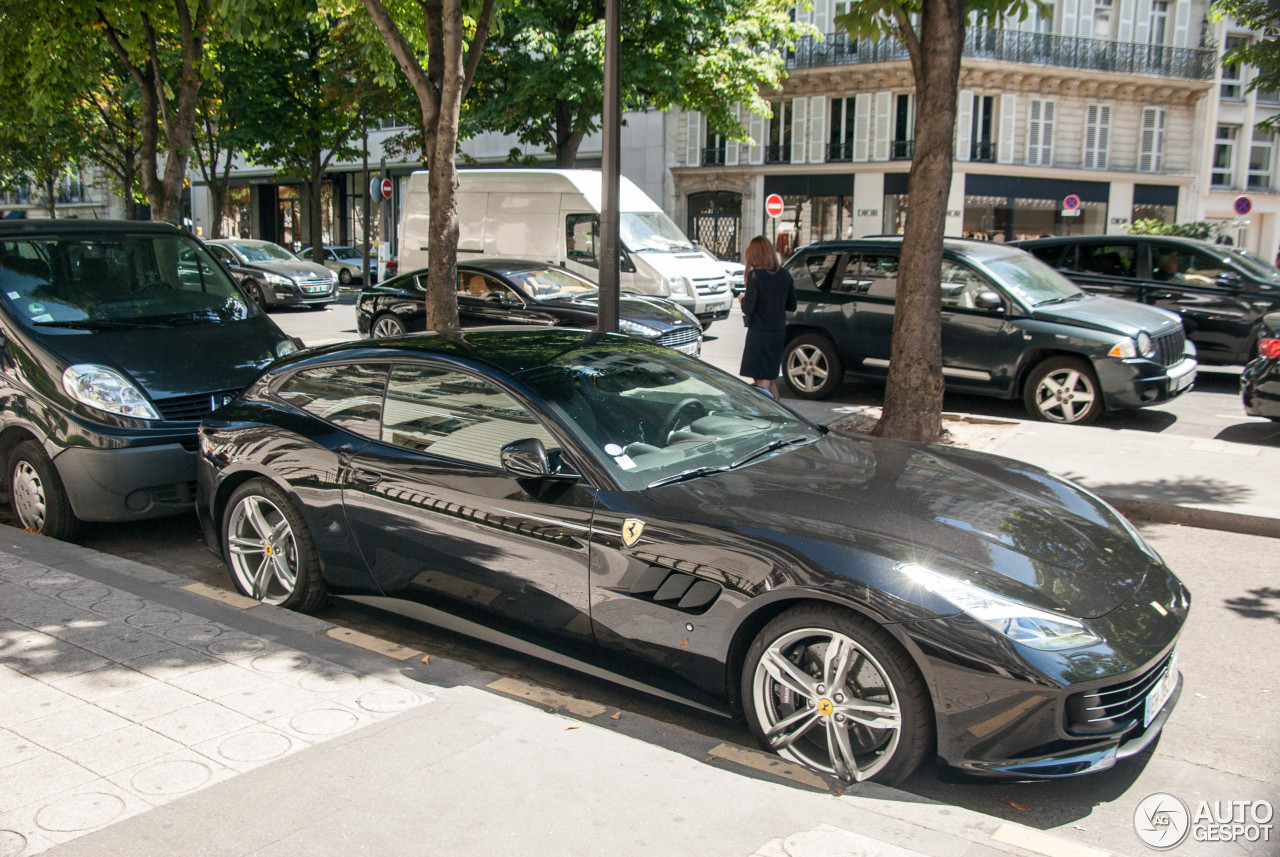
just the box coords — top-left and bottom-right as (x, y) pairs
(1014, 235), (1280, 365)
(782, 238), (1197, 424)
(0, 220), (297, 539)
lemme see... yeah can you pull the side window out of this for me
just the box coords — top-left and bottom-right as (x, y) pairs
(1027, 243), (1070, 268)
(566, 214), (598, 266)
(803, 253), (841, 291)
(940, 260), (1000, 310)
(1076, 243), (1137, 278)
(1151, 243), (1226, 285)
(457, 272), (514, 301)
(857, 252), (899, 299)
(276, 364), (389, 438)
(381, 364), (558, 468)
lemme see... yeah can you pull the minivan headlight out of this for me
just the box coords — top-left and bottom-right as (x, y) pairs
(63, 364), (160, 420)
(899, 563), (1101, 651)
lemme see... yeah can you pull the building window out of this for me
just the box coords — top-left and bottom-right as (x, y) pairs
(1084, 103), (1111, 170)
(891, 93), (913, 160)
(1149, 0), (1169, 45)
(1026, 99), (1055, 166)
(767, 101), (792, 164)
(1213, 125), (1239, 187)
(703, 125), (726, 167)
(828, 97), (855, 162)
(1139, 106), (1165, 173)
(1221, 36), (1247, 100)
(971, 95), (995, 162)
(1094, 0), (1114, 38)
(1259, 87), (1280, 105)
(1248, 132), (1274, 190)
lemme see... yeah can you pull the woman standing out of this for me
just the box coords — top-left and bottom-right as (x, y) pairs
(738, 235), (796, 399)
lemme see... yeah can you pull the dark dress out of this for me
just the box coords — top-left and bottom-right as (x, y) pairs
(739, 267), (796, 380)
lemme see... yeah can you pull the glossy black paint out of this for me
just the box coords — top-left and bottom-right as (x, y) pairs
(1015, 235), (1280, 365)
(197, 329), (1190, 779)
(1241, 311), (1280, 420)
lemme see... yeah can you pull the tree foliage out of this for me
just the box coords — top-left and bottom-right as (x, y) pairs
(1128, 219), (1223, 240)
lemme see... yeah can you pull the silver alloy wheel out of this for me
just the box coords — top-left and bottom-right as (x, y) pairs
(372, 315), (406, 338)
(1033, 367), (1097, 423)
(786, 344), (830, 395)
(226, 494), (300, 605)
(11, 461), (47, 531)
(751, 627), (903, 782)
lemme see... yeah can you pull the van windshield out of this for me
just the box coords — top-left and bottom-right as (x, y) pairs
(620, 212), (695, 253)
(0, 233), (254, 328)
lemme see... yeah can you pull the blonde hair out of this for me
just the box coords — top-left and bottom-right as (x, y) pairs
(743, 235), (778, 290)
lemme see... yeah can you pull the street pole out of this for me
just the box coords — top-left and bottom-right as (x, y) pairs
(379, 156), (388, 284)
(597, 0), (620, 334)
(361, 110), (371, 284)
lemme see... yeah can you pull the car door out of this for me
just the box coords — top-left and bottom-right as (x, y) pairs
(456, 271), (558, 328)
(340, 360), (598, 652)
(1143, 241), (1255, 363)
(845, 250), (898, 375)
(939, 257), (1024, 395)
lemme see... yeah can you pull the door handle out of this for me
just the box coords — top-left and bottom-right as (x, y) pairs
(351, 469), (382, 486)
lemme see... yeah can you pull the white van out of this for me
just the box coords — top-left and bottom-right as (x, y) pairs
(399, 169), (734, 327)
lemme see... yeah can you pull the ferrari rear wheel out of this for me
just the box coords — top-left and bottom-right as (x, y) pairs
(222, 479), (326, 612)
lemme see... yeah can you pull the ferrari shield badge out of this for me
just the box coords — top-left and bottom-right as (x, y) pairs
(621, 518), (645, 548)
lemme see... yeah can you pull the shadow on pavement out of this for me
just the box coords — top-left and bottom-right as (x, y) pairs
(1222, 586), (1280, 623)
(1058, 473), (1254, 507)
(1216, 421), (1280, 447)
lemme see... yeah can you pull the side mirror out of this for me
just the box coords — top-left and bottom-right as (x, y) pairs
(974, 291), (1004, 311)
(500, 438), (579, 481)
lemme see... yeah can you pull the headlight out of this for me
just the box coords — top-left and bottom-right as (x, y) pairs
(1107, 339), (1138, 359)
(1136, 331), (1156, 358)
(62, 364), (160, 420)
(666, 276), (692, 297)
(263, 272), (294, 287)
(618, 318), (661, 338)
(275, 339), (300, 358)
(899, 563), (1101, 651)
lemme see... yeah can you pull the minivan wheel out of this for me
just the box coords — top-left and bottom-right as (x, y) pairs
(9, 440), (80, 540)
(222, 479), (326, 612)
(1024, 356), (1103, 424)
(371, 313), (407, 338)
(782, 334), (843, 399)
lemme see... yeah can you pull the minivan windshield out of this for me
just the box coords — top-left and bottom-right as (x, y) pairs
(978, 248), (1085, 307)
(620, 212), (696, 253)
(0, 232), (254, 327)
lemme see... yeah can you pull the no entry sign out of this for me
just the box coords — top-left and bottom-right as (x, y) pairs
(371, 177), (393, 200)
(765, 194), (785, 218)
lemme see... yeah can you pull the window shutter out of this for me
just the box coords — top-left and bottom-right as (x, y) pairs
(956, 90), (974, 162)
(809, 95), (827, 163)
(812, 0), (829, 36)
(1027, 99), (1055, 165)
(1061, 0), (1079, 36)
(1117, 0), (1134, 41)
(1172, 0), (1190, 46)
(685, 111), (702, 166)
(726, 105), (741, 166)
(1139, 106), (1164, 172)
(1095, 104), (1110, 169)
(1135, 0), (1151, 44)
(748, 110), (766, 166)
(997, 93), (1017, 164)
(853, 93), (872, 161)
(873, 91), (892, 161)
(1041, 100), (1055, 165)
(1077, 0), (1093, 38)
(790, 97), (808, 164)
(1027, 99), (1042, 164)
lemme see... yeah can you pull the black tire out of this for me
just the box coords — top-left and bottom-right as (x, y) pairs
(339, 268), (353, 285)
(9, 440), (80, 540)
(782, 334), (844, 400)
(371, 313), (407, 338)
(742, 604), (932, 785)
(221, 479), (326, 612)
(1023, 356), (1103, 425)
(244, 279), (268, 309)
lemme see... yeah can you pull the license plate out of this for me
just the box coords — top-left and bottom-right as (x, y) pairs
(1143, 651), (1178, 727)
(1174, 369), (1195, 391)
(305, 285), (327, 294)
(674, 341), (701, 357)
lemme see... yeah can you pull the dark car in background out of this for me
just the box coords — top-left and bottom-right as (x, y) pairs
(196, 329), (1188, 785)
(1013, 235), (1280, 365)
(0, 220), (296, 539)
(206, 238), (337, 310)
(357, 258), (703, 355)
(1242, 311), (1280, 420)
(781, 238), (1196, 424)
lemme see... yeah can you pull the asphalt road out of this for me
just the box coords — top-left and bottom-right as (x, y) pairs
(7, 293), (1277, 855)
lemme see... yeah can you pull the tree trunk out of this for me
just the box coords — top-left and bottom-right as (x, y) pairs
(871, 0), (964, 444)
(552, 101), (584, 167)
(208, 182), (226, 237)
(44, 176), (56, 219)
(310, 150), (326, 261)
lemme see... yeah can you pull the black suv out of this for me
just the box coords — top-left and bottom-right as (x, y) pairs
(782, 238), (1197, 424)
(0, 220), (296, 538)
(1014, 235), (1280, 365)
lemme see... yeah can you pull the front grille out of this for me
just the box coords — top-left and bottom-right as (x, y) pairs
(154, 390), (241, 422)
(1065, 650), (1174, 735)
(1153, 329), (1185, 367)
(693, 278), (729, 295)
(297, 275), (332, 287)
(658, 327), (701, 349)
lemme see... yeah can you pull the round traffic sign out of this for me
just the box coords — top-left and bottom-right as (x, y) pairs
(380, 178), (394, 200)
(1063, 194), (1081, 211)
(765, 193), (785, 218)
(1234, 195), (1252, 215)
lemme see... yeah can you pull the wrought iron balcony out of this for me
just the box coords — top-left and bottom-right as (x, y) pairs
(786, 27), (1216, 81)
(970, 141), (997, 163)
(890, 139), (913, 160)
(827, 141), (854, 162)
(764, 145), (791, 164)
(702, 147), (726, 167)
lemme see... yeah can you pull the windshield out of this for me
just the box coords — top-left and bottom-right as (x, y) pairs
(228, 241), (297, 263)
(978, 249), (1084, 307)
(0, 232), (254, 327)
(505, 267), (598, 302)
(517, 341), (820, 491)
(620, 212), (696, 253)
(1223, 246), (1280, 281)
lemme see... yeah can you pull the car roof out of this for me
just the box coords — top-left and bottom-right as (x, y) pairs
(789, 236), (1031, 264)
(458, 257), (567, 275)
(0, 219), (182, 236)
(1013, 234), (1220, 250)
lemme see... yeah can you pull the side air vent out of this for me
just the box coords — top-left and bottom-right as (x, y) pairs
(614, 561), (721, 614)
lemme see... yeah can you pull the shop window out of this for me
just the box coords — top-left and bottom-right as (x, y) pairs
(1133, 204), (1175, 224)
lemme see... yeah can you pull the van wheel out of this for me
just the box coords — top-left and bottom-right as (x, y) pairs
(9, 441), (80, 540)
(371, 314), (407, 338)
(783, 334), (843, 399)
(1024, 357), (1102, 424)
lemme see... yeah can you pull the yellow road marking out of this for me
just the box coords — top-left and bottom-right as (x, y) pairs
(486, 677), (607, 717)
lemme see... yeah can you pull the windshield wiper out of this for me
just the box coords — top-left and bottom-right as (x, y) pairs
(31, 319), (166, 329)
(647, 465), (731, 488)
(730, 435), (813, 469)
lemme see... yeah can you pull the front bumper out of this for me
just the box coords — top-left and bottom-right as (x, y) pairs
(1096, 355), (1197, 410)
(271, 281), (337, 306)
(52, 441), (198, 522)
(693, 290), (734, 323)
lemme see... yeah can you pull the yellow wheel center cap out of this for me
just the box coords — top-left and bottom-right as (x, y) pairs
(263, 544), (274, 556)
(817, 698), (834, 716)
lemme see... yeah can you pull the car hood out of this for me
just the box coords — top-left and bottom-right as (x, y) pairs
(32, 316), (286, 401)
(242, 260), (333, 281)
(1030, 294), (1182, 338)
(547, 294), (694, 331)
(647, 434), (1156, 619)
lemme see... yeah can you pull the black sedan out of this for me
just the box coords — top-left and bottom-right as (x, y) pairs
(196, 329), (1188, 784)
(356, 259), (703, 356)
(1242, 311), (1280, 420)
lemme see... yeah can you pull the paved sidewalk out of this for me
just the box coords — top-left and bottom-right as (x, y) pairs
(0, 531), (1127, 857)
